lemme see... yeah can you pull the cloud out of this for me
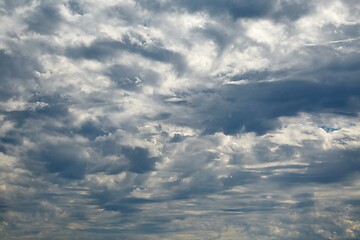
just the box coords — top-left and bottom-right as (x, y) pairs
(65, 35), (187, 73)
(138, 0), (314, 21)
(0, 0), (360, 239)
(105, 64), (159, 91)
(198, 77), (360, 135)
(27, 142), (88, 179)
(272, 149), (360, 185)
(0, 50), (40, 101)
(25, 4), (63, 35)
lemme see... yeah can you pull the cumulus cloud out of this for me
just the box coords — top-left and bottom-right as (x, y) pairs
(0, 0), (360, 239)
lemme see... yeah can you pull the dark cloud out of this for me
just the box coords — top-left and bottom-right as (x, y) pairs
(66, 0), (85, 15)
(25, 4), (63, 35)
(4, 95), (71, 131)
(91, 190), (142, 213)
(77, 120), (106, 140)
(220, 170), (260, 187)
(186, 78), (360, 135)
(65, 36), (187, 73)
(138, 0), (314, 21)
(1, 0), (32, 12)
(1, 0), (360, 239)
(175, 0), (276, 19)
(273, 0), (314, 21)
(65, 39), (119, 60)
(138, 0), (276, 19)
(121, 146), (160, 174)
(87, 139), (160, 175)
(169, 133), (185, 143)
(272, 149), (360, 185)
(0, 50), (39, 100)
(27, 143), (87, 180)
(106, 64), (159, 90)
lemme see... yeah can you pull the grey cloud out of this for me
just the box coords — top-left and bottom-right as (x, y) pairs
(322, 53), (360, 74)
(0, 134), (21, 146)
(25, 4), (63, 35)
(89, 139), (160, 175)
(0, 50), (39, 100)
(106, 2), (143, 24)
(273, 0), (314, 21)
(186, 78), (360, 135)
(190, 24), (234, 56)
(66, 0), (85, 15)
(27, 143), (88, 180)
(272, 149), (360, 185)
(77, 120), (107, 140)
(1, 0), (360, 239)
(4, 95), (71, 130)
(138, 0), (313, 21)
(121, 146), (160, 174)
(169, 133), (185, 143)
(171, 170), (224, 200)
(86, 173), (161, 216)
(138, 0), (276, 19)
(65, 36), (187, 73)
(91, 190), (142, 213)
(65, 40), (117, 60)
(293, 199), (316, 209)
(228, 69), (288, 82)
(148, 112), (172, 121)
(220, 170), (260, 187)
(0, 129), (23, 156)
(175, 0), (276, 19)
(1, 0), (32, 13)
(106, 64), (159, 90)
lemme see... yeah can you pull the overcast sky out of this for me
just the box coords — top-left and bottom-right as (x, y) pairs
(0, 0), (360, 239)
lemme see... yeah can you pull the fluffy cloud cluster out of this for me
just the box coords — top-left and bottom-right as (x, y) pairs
(0, 0), (359, 239)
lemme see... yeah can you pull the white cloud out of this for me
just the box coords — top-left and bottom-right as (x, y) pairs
(0, 0), (359, 238)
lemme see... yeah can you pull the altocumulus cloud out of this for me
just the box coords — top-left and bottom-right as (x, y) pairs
(0, 0), (360, 239)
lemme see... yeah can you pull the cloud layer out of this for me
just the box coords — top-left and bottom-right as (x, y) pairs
(0, 0), (360, 239)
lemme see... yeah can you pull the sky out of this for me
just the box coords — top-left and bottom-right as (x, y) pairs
(0, 0), (360, 239)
